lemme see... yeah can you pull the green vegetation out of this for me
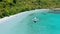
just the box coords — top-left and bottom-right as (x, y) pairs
(0, 0), (60, 18)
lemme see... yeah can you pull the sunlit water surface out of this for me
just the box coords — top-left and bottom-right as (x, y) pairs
(0, 9), (60, 34)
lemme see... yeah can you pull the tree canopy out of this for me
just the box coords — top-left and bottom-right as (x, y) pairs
(0, 0), (60, 18)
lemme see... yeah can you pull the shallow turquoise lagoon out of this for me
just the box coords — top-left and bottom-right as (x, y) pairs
(0, 9), (60, 34)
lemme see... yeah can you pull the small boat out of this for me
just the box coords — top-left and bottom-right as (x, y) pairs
(32, 17), (38, 23)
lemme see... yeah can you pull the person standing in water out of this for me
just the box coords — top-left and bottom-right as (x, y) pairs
(32, 17), (38, 23)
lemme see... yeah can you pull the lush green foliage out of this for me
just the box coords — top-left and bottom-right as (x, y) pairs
(0, 0), (60, 18)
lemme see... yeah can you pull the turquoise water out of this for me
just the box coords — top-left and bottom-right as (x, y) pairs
(0, 9), (60, 34)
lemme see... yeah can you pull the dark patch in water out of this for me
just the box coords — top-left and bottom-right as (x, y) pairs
(48, 10), (60, 14)
(41, 13), (47, 15)
(29, 13), (35, 16)
(43, 13), (47, 15)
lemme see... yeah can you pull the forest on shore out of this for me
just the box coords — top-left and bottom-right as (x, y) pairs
(0, 0), (60, 18)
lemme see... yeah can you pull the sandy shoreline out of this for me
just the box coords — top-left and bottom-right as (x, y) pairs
(0, 9), (50, 22)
